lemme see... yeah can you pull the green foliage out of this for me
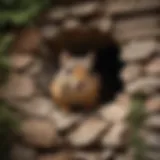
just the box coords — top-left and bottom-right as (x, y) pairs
(0, 34), (13, 84)
(0, 0), (50, 29)
(0, 0), (50, 83)
(0, 101), (20, 160)
(0, 0), (51, 159)
(128, 94), (147, 160)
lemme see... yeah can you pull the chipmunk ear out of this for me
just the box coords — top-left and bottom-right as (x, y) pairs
(59, 50), (71, 66)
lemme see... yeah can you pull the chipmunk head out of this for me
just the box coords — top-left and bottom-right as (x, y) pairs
(59, 50), (95, 71)
(59, 50), (96, 90)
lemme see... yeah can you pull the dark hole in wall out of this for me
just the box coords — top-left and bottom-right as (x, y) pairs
(41, 28), (123, 106)
(59, 41), (123, 106)
(94, 43), (123, 104)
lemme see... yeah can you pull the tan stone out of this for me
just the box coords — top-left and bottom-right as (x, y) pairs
(145, 95), (160, 113)
(50, 108), (82, 131)
(101, 122), (129, 147)
(89, 17), (112, 33)
(100, 150), (114, 160)
(73, 151), (100, 160)
(62, 19), (81, 30)
(145, 151), (160, 160)
(17, 97), (53, 118)
(143, 130), (160, 148)
(70, 1), (99, 17)
(115, 93), (130, 107)
(121, 40), (158, 62)
(37, 152), (71, 160)
(145, 57), (160, 76)
(27, 59), (42, 75)
(99, 103), (128, 123)
(120, 64), (143, 83)
(47, 7), (68, 21)
(10, 53), (33, 70)
(2, 73), (35, 100)
(145, 115), (160, 129)
(41, 25), (60, 39)
(68, 117), (107, 147)
(126, 77), (160, 95)
(21, 119), (57, 148)
(107, 0), (160, 15)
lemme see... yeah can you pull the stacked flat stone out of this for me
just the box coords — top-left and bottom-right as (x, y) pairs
(109, 0), (160, 159)
(3, 27), (129, 160)
(106, 0), (160, 43)
(1, 0), (159, 160)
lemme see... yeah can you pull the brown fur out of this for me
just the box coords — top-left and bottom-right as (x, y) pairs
(49, 51), (100, 112)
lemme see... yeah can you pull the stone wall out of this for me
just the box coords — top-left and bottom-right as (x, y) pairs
(0, 0), (160, 160)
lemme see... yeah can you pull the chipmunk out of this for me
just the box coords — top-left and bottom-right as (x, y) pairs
(49, 50), (101, 112)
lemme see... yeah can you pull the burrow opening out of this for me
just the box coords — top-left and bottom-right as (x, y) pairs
(38, 29), (124, 111)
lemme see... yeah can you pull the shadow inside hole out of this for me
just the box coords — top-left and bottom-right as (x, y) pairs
(95, 43), (123, 105)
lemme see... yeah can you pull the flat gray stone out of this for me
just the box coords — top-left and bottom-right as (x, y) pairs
(145, 95), (160, 113)
(68, 117), (107, 147)
(120, 64), (143, 83)
(17, 97), (53, 118)
(21, 119), (57, 148)
(50, 108), (82, 131)
(145, 57), (160, 76)
(10, 53), (34, 70)
(2, 73), (35, 100)
(145, 115), (160, 129)
(101, 122), (128, 147)
(126, 77), (160, 95)
(121, 40), (158, 62)
(99, 103), (128, 123)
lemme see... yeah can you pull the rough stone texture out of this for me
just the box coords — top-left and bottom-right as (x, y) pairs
(145, 151), (160, 160)
(101, 122), (129, 147)
(3, 1), (160, 160)
(68, 117), (107, 147)
(115, 93), (130, 107)
(107, 0), (160, 15)
(145, 57), (160, 76)
(145, 114), (160, 129)
(41, 25), (60, 40)
(62, 19), (81, 30)
(120, 64), (143, 83)
(47, 7), (68, 21)
(11, 144), (36, 160)
(113, 13), (160, 42)
(121, 40), (158, 62)
(50, 108), (82, 131)
(9, 53), (34, 71)
(1, 73), (35, 100)
(73, 151), (100, 160)
(21, 119), (57, 148)
(27, 59), (42, 76)
(99, 103), (128, 123)
(70, 1), (99, 17)
(145, 95), (160, 113)
(37, 152), (71, 160)
(126, 77), (160, 95)
(16, 97), (53, 118)
(100, 150), (114, 160)
(143, 130), (160, 148)
(89, 17), (112, 33)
